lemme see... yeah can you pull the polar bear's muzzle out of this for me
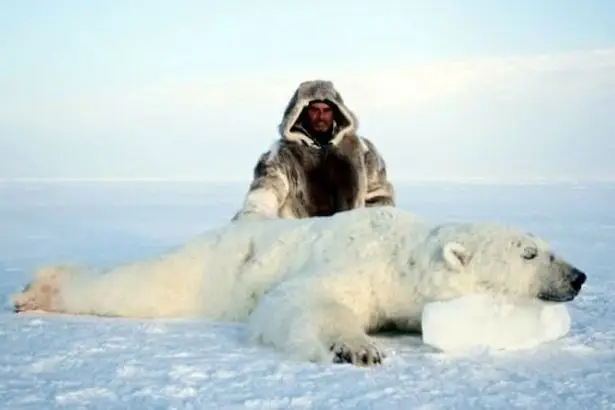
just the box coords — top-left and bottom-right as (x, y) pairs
(537, 264), (587, 302)
(570, 267), (587, 292)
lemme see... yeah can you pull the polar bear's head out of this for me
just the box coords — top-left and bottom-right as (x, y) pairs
(426, 223), (587, 303)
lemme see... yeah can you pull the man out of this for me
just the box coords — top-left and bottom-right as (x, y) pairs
(232, 79), (395, 221)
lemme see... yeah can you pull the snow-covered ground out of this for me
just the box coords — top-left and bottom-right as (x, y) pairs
(1, 180), (614, 409)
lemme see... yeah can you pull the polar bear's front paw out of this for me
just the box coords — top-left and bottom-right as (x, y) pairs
(330, 339), (386, 366)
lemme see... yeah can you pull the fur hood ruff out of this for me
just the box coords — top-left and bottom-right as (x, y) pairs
(277, 80), (369, 152)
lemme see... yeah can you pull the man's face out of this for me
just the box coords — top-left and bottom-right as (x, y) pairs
(306, 101), (334, 133)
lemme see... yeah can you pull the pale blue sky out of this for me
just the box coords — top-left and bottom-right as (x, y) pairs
(2, 0), (615, 181)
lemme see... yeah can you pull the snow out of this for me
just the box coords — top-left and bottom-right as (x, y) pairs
(421, 294), (572, 353)
(1, 180), (615, 409)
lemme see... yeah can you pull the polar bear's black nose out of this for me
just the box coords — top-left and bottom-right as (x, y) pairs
(570, 268), (587, 292)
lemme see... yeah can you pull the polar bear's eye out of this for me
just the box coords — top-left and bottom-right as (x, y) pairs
(522, 246), (538, 260)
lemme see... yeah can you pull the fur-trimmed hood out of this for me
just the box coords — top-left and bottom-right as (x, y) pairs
(278, 80), (367, 151)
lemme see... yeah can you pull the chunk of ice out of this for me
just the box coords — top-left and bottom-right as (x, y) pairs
(421, 293), (571, 352)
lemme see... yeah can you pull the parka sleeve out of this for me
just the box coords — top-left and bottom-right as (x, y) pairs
(231, 145), (291, 221)
(361, 138), (396, 207)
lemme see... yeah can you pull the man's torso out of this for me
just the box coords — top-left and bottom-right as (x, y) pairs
(277, 137), (366, 217)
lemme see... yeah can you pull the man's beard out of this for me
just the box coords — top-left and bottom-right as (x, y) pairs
(313, 121), (329, 132)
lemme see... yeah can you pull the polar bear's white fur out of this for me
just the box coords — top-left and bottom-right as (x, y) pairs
(12, 207), (586, 365)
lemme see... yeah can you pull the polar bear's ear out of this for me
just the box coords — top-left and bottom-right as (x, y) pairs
(443, 242), (471, 271)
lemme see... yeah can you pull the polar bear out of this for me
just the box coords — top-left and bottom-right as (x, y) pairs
(12, 207), (586, 366)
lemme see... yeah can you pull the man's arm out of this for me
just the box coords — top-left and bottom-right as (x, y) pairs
(231, 146), (290, 221)
(361, 138), (396, 207)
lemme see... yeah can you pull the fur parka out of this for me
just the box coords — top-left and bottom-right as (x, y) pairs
(232, 80), (395, 221)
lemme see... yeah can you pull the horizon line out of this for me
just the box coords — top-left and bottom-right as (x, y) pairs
(1, 177), (614, 185)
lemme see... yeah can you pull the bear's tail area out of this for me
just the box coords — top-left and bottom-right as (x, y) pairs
(11, 256), (208, 318)
(11, 264), (89, 315)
